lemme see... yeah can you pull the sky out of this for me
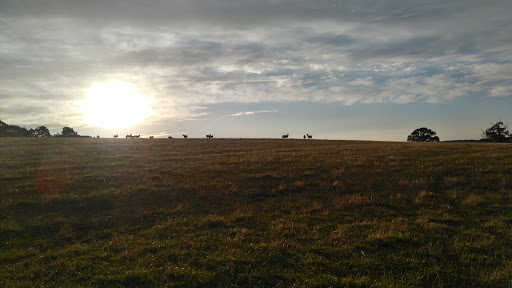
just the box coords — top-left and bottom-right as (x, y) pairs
(1, 0), (511, 141)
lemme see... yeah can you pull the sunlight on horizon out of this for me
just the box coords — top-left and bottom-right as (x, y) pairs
(81, 81), (152, 129)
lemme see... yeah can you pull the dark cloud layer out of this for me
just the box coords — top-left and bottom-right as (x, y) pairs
(0, 1), (498, 27)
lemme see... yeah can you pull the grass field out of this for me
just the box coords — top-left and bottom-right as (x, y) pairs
(1, 138), (511, 287)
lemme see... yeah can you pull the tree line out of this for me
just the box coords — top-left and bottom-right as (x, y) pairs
(408, 121), (511, 142)
(1, 119), (510, 142)
(0, 120), (81, 137)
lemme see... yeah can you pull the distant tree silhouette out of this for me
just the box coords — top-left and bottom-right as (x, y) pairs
(0, 120), (51, 137)
(33, 126), (51, 137)
(482, 121), (509, 142)
(407, 127), (440, 142)
(0, 120), (32, 137)
(59, 127), (79, 137)
(0, 120), (10, 137)
(14, 126), (32, 136)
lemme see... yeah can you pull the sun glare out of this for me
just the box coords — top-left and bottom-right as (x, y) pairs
(81, 81), (152, 129)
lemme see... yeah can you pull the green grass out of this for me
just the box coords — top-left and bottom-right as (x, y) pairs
(1, 138), (512, 287)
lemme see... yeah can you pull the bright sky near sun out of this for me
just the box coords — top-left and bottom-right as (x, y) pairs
(0, 1), (511, 140)
(81, 81), (152, 129)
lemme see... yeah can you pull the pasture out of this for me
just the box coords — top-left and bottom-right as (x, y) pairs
(1, 138), (511, 287)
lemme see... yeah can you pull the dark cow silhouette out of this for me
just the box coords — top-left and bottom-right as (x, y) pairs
(206, 134), (213, 139)
(282, 133), (289, 139)
(114, 134), (118, 138)
(307, 134), (312, 139)
(168, 136), (173, 139)
(183, 134), (188, 138)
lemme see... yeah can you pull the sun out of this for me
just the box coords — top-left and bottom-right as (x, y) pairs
(81, 81), (152, 129)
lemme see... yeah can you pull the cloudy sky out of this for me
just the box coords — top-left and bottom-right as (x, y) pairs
(1, 0), (511, 140)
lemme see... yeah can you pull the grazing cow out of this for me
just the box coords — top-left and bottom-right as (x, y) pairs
(133, 135), (140, 138)
(149, 136), (154, 139)
(307, 134), (312, 139)
(168, 136), (173, 139)
(126, 134), (133, 138)
(183, 134), (188, 138)
(114, 134), (118, 138)
(206, 134), (213, 139)
(282, 133), (289, 139)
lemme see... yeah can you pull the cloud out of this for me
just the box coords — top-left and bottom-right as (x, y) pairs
(470, 63), (512, 97)
(489, 86), (512, 97)
(229, 110), (278, 117)
(382, 75), (473, 104)
(1, 0), (511, 127)
(349, 77), (374, 87)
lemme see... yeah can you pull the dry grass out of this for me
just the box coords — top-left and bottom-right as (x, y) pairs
(1, 138), (511, 287)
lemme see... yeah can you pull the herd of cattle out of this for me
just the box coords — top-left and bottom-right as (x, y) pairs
(114, 133), (312, 139)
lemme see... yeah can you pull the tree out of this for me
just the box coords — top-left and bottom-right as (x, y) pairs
(60, 127), (79, 137)
(407, 127), (440, 142)
(482, 121), (509, 142)
(0, 120), (30, 137)
(0, 120), (8, 137)
(32, 126), (51, 137)
(0, 120), (51, 137)
(5, 124), (31, 137)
